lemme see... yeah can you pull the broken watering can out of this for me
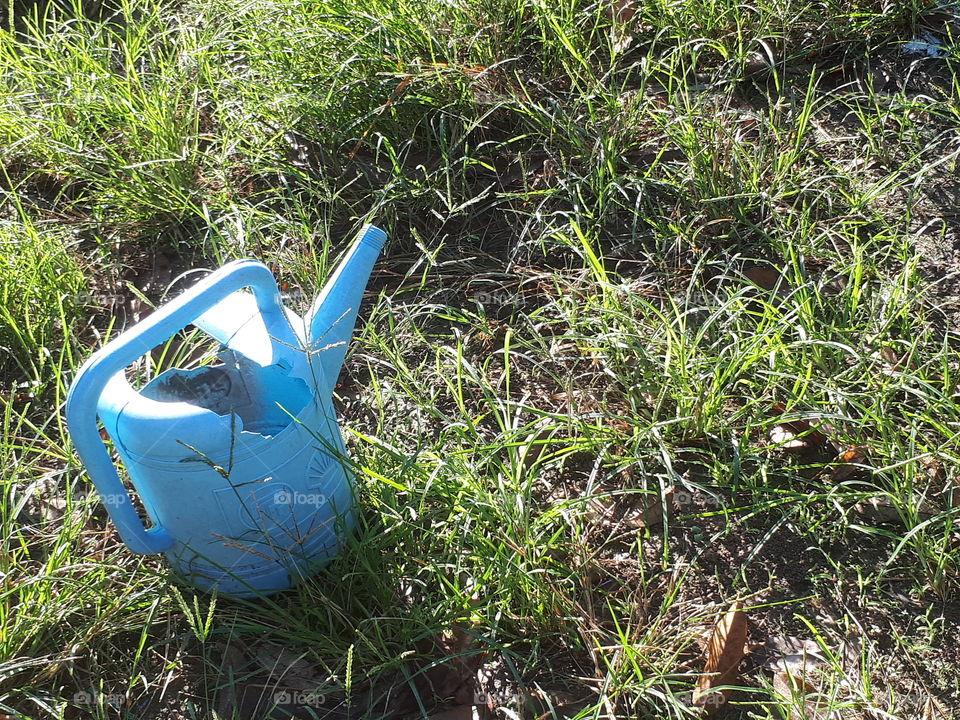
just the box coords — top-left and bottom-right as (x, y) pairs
(66, 225), (386, 597)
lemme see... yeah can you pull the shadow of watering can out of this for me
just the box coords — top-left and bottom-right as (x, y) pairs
(66, 225), (386, 597)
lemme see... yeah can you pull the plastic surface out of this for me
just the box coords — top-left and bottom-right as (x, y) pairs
(65, 225), (386, 594)
(305, 224), (387, 396)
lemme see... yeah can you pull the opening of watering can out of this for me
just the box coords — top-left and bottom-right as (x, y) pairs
(140, 349), (311, 436)
(96, 322), (315, 463)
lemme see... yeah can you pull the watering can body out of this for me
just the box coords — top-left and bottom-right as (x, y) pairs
(66, 225), (386, 597)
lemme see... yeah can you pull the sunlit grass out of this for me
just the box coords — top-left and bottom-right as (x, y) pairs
(0, 0), (957, 717)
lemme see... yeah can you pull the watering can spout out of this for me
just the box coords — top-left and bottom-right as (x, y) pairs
(305, 224), (386, 396)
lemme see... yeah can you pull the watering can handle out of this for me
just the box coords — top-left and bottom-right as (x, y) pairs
(65, 260), (289, 555)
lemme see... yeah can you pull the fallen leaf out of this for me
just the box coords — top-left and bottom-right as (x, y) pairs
(945, 477), (960, 508)
(772, 669), (816, 696)
(760, 636), (828, 675)
(624, 487), (676, 529)
(923, 695), (950, 720)
(769, 425), (811, 453)
(772, 670), (828, 720)
(875, 344), (917, 376)
(854, 494), (937, 524)
(693, 602), (748, 713)
(813, 447), (869, 483)
(250, 641), (325, 691)
(384, 623), (484, 716)
(603, 0), (636, 23)
(214, 641), (250, 718)
(743, 266), (789, 295)
(922, 457), (946, 485)
(766, 403), (831, 449)
(839, 634), (865, 693)
(878, 345), (903, 367)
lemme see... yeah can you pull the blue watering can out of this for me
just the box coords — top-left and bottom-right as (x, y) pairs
(65, 225), (386, 597)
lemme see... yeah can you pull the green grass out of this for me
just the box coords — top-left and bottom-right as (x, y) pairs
(1, 0), (959, 717)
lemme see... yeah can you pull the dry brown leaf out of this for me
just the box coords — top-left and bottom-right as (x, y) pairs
(876, 345), (917, 375)
(769, 425), (811, 453)
(923, 458), (945, 483)
(879, 346), (900, 364)
(761, 636), (828, 675)
(394, 623), (483, 715)
(772, 670), (828, 720)
(854, 494), (937, 524)
(946, 477), (960, 508)
(766, 403), (832, 449)
(814, 447), (869, 483)
(250, 641), (324, 691)
(693, 601), (748, 713)
(771, 669), (816, 696)
(624, 487), (676, 529)
(603, 0), (636, 23)
(743, 266), (788, 295)
(923, 695), (950, 720)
